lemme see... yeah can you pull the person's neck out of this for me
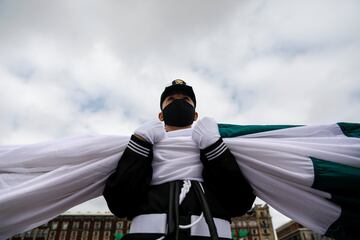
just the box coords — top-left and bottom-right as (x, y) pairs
(165, 125), (192, 132)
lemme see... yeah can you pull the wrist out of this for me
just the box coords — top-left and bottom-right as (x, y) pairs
(134, 133), (148, 142)
(201, 138), (228, 161)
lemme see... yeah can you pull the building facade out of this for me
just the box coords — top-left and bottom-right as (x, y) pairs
(9, 213), (130, 240)
(9, 204), (275, 240)
(276, 221), (334, 240)
(231, 204), (275, 240)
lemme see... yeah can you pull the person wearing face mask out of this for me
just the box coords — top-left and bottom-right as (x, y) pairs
(103, 80), (255, 240)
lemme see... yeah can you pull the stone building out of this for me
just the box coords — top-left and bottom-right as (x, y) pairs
(276, 221), (335, 240)
(9, 204), (275, 240)
(231, 204), (275, 240)
(9, 213), (130, 240)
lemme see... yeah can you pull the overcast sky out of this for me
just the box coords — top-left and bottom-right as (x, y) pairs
(1, 0), (359, 230)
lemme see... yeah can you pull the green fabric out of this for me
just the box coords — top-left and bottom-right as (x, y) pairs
(238, 229), (248, 237)
(312, 157), (360, 193)
(218, 123), (300, 138)
(326, 208), (359, 240)
(337, 122), (360, 138)
(311, 157), (360, 239)
(114, 232), (123, 239)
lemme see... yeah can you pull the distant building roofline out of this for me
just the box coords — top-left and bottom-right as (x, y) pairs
(61, 211), (114, 216)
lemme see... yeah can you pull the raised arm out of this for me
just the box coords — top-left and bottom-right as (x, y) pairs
(103, 120), (165, 218)
(192, 117), (255, 216)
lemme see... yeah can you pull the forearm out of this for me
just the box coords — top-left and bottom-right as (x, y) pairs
(103, 134), (153, 218)
(201, 138), (255, 216)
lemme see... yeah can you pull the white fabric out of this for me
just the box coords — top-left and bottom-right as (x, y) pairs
(130, 214), (167, 234)
(0, 123), (360, 239)
(0, 135), (128, 239)
(224, 123), (360, 234)
(191, 215), (231, 238)
(192, 117), (220, 149)
(129, 214), (231, 238)
(134, 119), (166, 144)
(151, 128), (203, 185)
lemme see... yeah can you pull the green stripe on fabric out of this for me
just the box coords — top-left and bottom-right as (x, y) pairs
(218, 123), (300, 138)
(337, 122), (360, 138)
(311, 157), (360, 239)
(312, 157), (360, 192)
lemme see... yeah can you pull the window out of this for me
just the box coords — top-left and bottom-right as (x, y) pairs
(48, 231), (56, 240)
(51, 222), (58, 230)
(60, 231), (67, 240)
(83, 221), (90, 229)
(81, 231), (89, 240)
(94, 222), (101, 230)
(104, 231), (111, 240)
(72, 221), (79, 229)
(237, 221), (242, 227)
(70, 231), (77, 240)
(116, 221), (124, 229)
(31, 229), (38, 238)
(36, 230), (43, 238)
(43, 229), (49, 238)
(242, 221), (247, 227)
(252, 229), (258, 235)
(24, 231), (31, 238)
(248, 220), (257, 227)
(105, 221), (112, 230)
(261, 220), (269, 228)
(62, 221), (69, 230)
(92, 231), (100, 240)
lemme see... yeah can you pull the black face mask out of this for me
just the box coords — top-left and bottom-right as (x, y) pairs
(162, 99), (195, 127)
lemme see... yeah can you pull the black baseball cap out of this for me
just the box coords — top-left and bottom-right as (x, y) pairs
(160, 79), (196, 109)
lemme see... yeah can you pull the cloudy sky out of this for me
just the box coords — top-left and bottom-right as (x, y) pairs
(1, 0), (359, 230)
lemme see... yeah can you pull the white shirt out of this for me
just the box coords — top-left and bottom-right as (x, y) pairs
(151, 128), (203, 185)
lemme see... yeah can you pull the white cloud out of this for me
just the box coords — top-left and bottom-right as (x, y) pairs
(1, 0), (359, 231)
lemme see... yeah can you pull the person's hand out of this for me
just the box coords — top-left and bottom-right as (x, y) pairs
(134, 119), (166, 144)
(192, 117), (220, 149)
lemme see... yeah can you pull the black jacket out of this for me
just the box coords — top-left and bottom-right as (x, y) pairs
(103, 134), (255, 239)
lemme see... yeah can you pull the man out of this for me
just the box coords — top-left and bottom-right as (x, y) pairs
(103, 80), (255, 240)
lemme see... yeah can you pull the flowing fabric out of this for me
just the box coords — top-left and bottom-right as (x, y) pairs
(0, 123), (359, 239)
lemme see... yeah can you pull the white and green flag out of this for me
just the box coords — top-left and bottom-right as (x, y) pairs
(220, 122), (360, 239)
(0, 122), (359, 239)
